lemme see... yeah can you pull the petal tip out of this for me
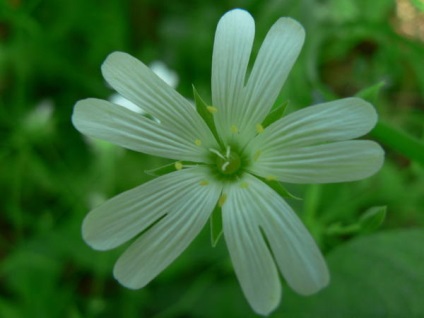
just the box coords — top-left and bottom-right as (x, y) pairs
(81, 215), (109, 251)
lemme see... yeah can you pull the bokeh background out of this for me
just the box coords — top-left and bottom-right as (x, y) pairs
(1, 0), (424, 317)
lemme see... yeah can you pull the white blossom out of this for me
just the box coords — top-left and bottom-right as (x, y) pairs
(72, 9), (384, 315)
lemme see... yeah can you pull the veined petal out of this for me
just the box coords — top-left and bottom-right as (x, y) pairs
(113, 168), (222, 289)
(72, 98), (209, 162)
(239, 17), (305, 143)
(249, 140), (385, 184)
(234, 174), (329, 295)
(211, 9), (255, 144)
(222, 182), (281, 316)
(102, 52), (218, 150)
(82, 166), (221, 251)
(248, 98), (377, 151)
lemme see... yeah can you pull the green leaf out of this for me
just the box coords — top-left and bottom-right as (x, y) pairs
(209, 205), (223, 247)
(359, 206), (387, 233)
(370, 120), (424, 166)
(283, 229), (424, 318)
(192, 85), (221, 144)
(355, 81), (385, 104)
(262, 101), (288, 128)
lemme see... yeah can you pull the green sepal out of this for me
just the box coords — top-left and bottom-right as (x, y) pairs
(192, 85), (221, 143)
(260, 177), (301, 200)
(355, 81), (385, 104)
(145, 161), (183, 177)
(359, 206), (387, 234)
(209, 205), (223, 247)
(262, 101), (289, 128)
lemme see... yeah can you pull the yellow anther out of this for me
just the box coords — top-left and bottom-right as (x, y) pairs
(199, 180), (209, 186)
(195, 139), (202, 146)
(240, 181), (249, 189)
(175, 162), (183, 170)
(218, 194), (227, 207)
(207, 106), (218, 114)
(253, 150), (262, 162)
(266, 175), (277, 181)
(256, 123), (264, 134)
(230, 125), (239, 134)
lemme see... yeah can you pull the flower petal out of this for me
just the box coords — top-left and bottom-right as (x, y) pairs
(234, 174), (329, 295)
(249, 140), (385, 183)
(101, 52), (218, 150)
(72, 98), (210, 162)
(211, 9), (255, 143)
(113, 167), (222, 289)
(222, 182), (281, 316)
(82, 167), (221, 251)
(239, 17), (305, 142)
(249, 98), (378, 151)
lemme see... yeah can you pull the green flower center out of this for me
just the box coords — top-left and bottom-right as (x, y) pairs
(211, 146), (242, 176)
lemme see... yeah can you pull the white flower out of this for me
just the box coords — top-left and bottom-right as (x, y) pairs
(72, 9), (384, 316)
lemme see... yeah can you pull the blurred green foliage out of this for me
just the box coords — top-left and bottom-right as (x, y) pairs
(1, 0), (424, 317)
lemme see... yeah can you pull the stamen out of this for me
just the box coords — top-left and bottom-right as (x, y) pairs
(226, 145), (231, 158)
(209, 148), (226, 160)
(207, 106), (218, 114)
(195, 139), (202, 146)
(175, 162), (183, 170)
(230, 125), (239, 134)
(199, 180), (209, 186)
(221, 161), (230, 171)
(211, 145), (241, 176)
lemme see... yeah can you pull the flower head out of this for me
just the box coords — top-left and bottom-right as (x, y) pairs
(72, 9), (384, 315)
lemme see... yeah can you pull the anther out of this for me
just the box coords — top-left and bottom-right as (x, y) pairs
(266, 175), (277, 181)
(175, 162), (183, 170)
(230, 125), (239, 134)
(240, 181), (249, 189)
(253, 150), (262, 161)
(256, 123), (264, 134)
(218, 194), (227, 207)
(207, 106), (218, 114)
(195, 139), (202, 146)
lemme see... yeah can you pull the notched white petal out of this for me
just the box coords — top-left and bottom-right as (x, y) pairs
(112, 167), (222, 289)
(228, 175), (330, 297)
(82, 167), (220, 252)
